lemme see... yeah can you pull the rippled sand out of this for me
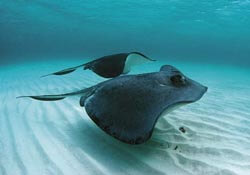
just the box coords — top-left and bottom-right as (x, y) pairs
(0, 59), (250, 175)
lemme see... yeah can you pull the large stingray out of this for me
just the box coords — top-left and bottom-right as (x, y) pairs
(18, 65), (207, 144)
(41, 52), (155, 78)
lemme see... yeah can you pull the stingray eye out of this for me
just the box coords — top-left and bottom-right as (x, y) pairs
(170, 75), (186, 86)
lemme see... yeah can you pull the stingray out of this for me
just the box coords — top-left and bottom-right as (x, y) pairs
(18, 65), (207, 144)
(41, 52), (155, 78)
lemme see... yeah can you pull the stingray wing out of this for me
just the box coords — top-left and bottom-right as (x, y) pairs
(83, 75), (168, 144)
(87, 53), (128, 78)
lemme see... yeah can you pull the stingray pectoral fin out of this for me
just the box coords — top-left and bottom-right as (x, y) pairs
(41, 63), (86, 78)
(142, 55), (156, 62)
(80, 96), (88, 107)
(85, 99), (156, 144)
(84, 85), (160, 144)
(130, 52), (156, 61)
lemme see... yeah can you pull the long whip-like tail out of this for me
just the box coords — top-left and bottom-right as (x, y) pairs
(40, 63), (87, 78)
(16, 86), (96, 102)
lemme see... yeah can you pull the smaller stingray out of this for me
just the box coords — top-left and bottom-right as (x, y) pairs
(41, 52), (155, 78)
(18, 65), (207, 144)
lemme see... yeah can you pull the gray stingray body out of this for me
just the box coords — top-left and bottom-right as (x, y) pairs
(18, 65), (207, 144)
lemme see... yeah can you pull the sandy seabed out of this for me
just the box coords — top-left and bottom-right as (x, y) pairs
(0, 59), (250, 175)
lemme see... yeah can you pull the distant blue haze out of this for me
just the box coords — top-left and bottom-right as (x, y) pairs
(0, 0), (249, 65)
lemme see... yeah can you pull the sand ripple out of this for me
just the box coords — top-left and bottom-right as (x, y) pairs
(0, 60), (249, 175)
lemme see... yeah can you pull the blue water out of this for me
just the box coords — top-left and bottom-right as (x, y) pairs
(1, 1), (250, 175)
(1, 0), (250, 65)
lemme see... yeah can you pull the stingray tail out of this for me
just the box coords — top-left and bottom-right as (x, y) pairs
(16, 86), (96, 102)
(41, 63), (87, 78)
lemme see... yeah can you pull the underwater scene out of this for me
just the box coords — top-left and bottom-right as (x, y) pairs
(1, 0), (250, 175)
